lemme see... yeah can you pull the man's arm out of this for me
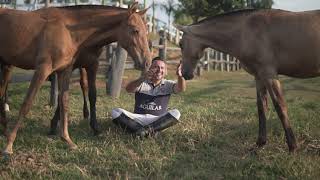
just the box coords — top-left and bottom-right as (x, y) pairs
(125, 76), (145, 93)
(126, 70), (154, 93)
(174, 63), (186, 93)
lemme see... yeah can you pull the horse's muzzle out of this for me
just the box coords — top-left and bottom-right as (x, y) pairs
(182, 73), (194, 80)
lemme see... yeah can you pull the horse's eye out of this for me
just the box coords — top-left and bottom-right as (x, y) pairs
(179, 42), (183, 49)
(132, 29), (139, 34)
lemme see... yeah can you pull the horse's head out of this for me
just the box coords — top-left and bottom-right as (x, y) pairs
(176, 25), (206, 80)
(118, 3), (151, 72)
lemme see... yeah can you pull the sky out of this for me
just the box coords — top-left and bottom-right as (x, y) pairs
(273, 0), (320, 11)
(137, 0), (320, 24)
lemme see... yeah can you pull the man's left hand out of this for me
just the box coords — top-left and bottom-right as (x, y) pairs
(176, 62), (182, 77)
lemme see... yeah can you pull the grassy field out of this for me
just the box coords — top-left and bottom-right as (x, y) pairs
(0, 68), (319, 179)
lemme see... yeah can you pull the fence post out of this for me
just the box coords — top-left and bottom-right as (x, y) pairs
(204, 50), (210, 71)
(148, 15), (153, 33)
(232, 57), (236, 71)
(220, 52), (224, 72)
(214, 50), (218, 70)
(175, 29), (180, 45)
(236, 59), (240, 70)
(107, 44), (127, 98)
(158, 29), (167, 60)
(226, 55), (230, 72)
(196, 63), (203, 76)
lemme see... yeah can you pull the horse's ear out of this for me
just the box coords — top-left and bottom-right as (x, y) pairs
(174, 24), (187, 33)
(138, 6), (150, 16)
(128, 2), (139, 16)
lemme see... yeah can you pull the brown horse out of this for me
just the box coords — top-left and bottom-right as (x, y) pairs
(0, 3), (151, 155)
(177, 9), (320, 152)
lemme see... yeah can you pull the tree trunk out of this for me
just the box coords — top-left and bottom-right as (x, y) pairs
(168, 13), (171, 41)
(45, 0), (50, 8)
(13, 0), (17, 9)
(107, 44), (127, 98)
(152, 0), (156, 33)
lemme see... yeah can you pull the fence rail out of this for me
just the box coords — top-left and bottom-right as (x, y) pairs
(201, 49), (241, 71)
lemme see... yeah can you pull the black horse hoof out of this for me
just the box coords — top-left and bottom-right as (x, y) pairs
(256, 139), (267, 147)
(47, 129), (58, 137)
(93, 129), (101, 136)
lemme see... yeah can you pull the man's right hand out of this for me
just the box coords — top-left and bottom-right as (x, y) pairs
(141, 68), (155, 81)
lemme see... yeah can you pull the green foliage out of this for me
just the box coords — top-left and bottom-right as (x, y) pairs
(176, 0), (273, 23)
(110, 0), (133, 5)
(249, 0), (273, 9)
(0, 70), (319, 179)
(174, 12), (193, 26)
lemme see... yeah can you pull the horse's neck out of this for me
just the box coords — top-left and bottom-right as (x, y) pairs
(60, 6), (127, 21)
(61, 7), (127, 48)
(80, 27), (120, 49)
(189, 16), (246, 56)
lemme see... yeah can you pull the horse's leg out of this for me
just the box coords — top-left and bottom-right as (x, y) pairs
(49, 68), (89, 136)
(48, 105), (59, 136)
(57, 66), (77, 150)
(0, 65), (12, 136)
(4, 88), (9, 112)
(255, 78), (268, 147)
(264, 78), (297, 152)
(79, 68), (89, 119)
(3, 64), (52, 155)
(86, 62), (100, 135)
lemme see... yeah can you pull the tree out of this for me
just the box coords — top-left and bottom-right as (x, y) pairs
(247, 0), (273, 9)
(176, 0), (209, 23)
(158, 0), (177, 38)
(174, 7), (193, 25)
(111, 0), (133, 5)
(176, 0), (273, 23)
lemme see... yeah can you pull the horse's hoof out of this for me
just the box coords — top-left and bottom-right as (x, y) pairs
(83, 113), (89, 120)
(289, 145), (298, 154)
(256, 139), (267, 147)
(93, 129), (101, 136)
(1, 131), (8, 137)
(4, 103), (10, 112)
(1, 153), (11, 164)
(2, 149), (13, 157)
(47, 130), (57, 137)
(69, 144), (78, 150)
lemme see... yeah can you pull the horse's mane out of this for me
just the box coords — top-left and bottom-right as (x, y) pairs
(192, 8), (290, 25)
(57, 5), (126, 11)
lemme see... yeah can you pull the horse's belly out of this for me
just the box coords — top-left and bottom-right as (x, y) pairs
(0, 54), (37, 70)
(278, 61), (320, 78)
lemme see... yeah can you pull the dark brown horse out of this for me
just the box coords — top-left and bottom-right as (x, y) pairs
(49, 47), (104, 136)
(0, 3), (151, 155)
(177, 9), (320, 152)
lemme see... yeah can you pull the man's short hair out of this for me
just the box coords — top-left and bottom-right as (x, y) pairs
(152, 57), (165, 64)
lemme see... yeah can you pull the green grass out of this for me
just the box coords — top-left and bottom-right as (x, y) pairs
(0, 69), (320, 179)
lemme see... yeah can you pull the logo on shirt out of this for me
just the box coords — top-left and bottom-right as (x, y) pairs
(139, 102), (162, 111)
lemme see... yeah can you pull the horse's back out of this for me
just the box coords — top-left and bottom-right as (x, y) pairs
(242, 9), (320, 78)
(0, 8), (72, 69)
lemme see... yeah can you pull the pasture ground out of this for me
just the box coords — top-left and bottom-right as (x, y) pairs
(0, 67), (319, 179)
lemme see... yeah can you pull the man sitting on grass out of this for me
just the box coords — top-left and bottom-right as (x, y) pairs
(111, 57), (186, 137)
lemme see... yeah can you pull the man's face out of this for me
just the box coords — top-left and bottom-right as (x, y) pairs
(150, 60), (166, 81)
